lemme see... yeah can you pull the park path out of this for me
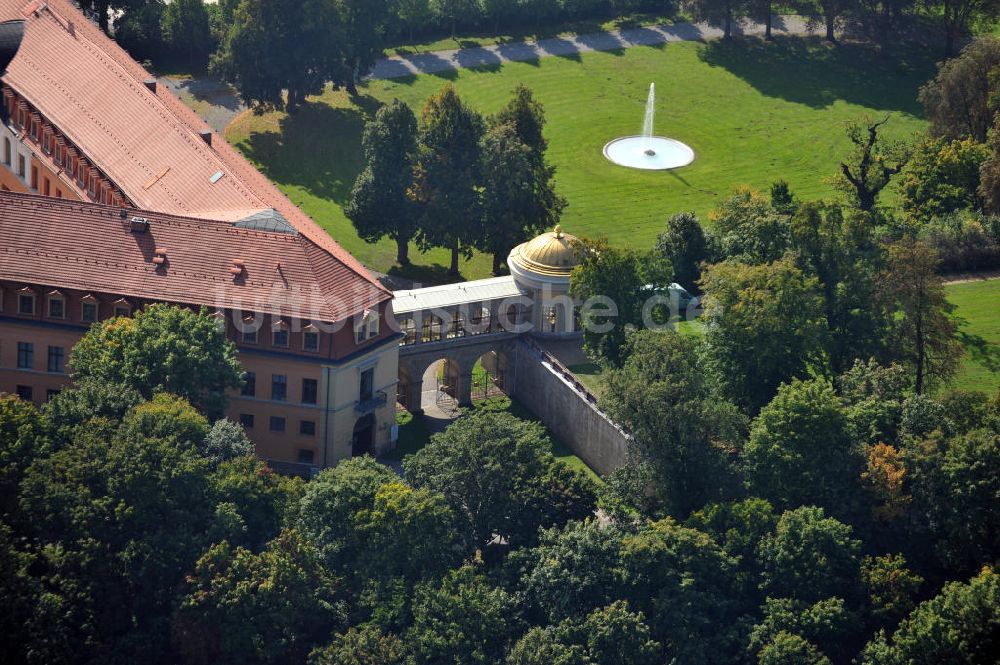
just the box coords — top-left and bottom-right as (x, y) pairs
(162, 16), (819, 132)
(367, 15), (818, 80)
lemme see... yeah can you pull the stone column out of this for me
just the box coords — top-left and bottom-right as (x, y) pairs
(406, 378), (424, 415)
(456, 368), (474, 408)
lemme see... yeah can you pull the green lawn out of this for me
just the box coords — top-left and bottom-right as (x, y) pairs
(946, 279), (1000, 395)
(226, 36), (932, 283)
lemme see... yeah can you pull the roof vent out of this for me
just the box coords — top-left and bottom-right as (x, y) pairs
(129, 216), (149, 233)
(143, 79), (157, 94)
(152, 248), (167, 265)
(67, 20), (73, 36)
(199, 130), (212, 147)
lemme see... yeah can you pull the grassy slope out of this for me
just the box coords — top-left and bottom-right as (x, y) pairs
(946, 279), (1000, 394)
(225, 37), (932, 283)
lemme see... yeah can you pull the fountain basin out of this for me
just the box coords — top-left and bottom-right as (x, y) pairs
(603, 136), (695, 170)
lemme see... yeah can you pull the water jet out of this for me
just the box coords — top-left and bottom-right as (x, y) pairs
(603, 83), (694, 170)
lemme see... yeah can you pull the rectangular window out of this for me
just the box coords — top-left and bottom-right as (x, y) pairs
(239, 413), (254, 428)
(272, 329), (289, 348)
(298, 448), (315, 464)
(3, 137), (9, 165)
(42, 130), (50, 154)
(48, 296), (64, 319)
(17, 342), (33, 369)
(242, 328), (257, 344)
(81, 301), (98, 322)
(114, 305), (130, 317)
(300, 420), (316, 436)
(269, 416), (285, 432)
(241, 371), (256, 397)
(46, 389), (60, 400)
(302, 378), (318, 405)
(42, 177), (50, 196)
(30, 165), (37, 190)
(47, 346), (64, 373)
(303, 330), (319, 352)
(18, 293), (34, 315)
(368, 313), (380, 338)
(360, 368), (374, 401)
(16, 154), (24, 177)
(271, 374), (287, 401)
(16, 385), (32, 402)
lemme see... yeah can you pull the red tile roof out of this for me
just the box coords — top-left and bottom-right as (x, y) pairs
(0, 191), (386, 323)
(0, 0), (389, 314)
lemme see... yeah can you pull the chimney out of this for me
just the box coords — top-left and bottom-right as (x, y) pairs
(129, 216), (149, 233)
(198, 130), (212, 147)
(67, 21), (74, 36)
(143, 79), (157, 94)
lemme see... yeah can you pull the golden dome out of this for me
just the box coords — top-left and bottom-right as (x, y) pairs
(509, 225), (582, 277)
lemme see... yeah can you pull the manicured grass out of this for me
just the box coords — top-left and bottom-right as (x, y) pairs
(226, 36), (932, 283)
(567, 361), (606, 397)
(946, 279), (1000, 394)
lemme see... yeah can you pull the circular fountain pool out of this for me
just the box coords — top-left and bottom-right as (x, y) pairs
(603, 136), (695, 170)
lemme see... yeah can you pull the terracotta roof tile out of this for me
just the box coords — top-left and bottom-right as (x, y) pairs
(0, 191), (387, 323)
(0, 0), (389, 310)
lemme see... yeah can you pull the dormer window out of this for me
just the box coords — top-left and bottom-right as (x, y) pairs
(272, 319), (289, 348)
(81, 295), (98, 323)
(303, 325), (319, 352)
(355, 309), (378, 344)
(113, 299), (131, 318)
(241, 315), (258, 344)
(18, 289), (35, 315)
(47, 291), (65, 319)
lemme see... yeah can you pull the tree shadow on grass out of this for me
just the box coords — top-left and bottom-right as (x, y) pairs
(388, 261), (466, 286)
(698, 36), (935, 114)
(235, 97), (381, 207)
(957, 331), (1000, 375)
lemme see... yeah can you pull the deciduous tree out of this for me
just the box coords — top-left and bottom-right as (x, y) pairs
(346, 99), (421, 265)
(918, 36), (1000, 142)
(879, 240), (963, 394)
(413, 84), (484, 276)
(69, 304), (242, 419)
(834, 116), (910, 213)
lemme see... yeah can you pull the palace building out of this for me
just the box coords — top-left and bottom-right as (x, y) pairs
(0, 0), (399, 473)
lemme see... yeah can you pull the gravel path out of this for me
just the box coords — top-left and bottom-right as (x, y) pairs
(164, 16), (820, 132)
(368, 15), (818, 80)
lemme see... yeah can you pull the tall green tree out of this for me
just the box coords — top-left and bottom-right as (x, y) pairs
(918, 36), (1000, 142)
(879, 240), (963, 394)
(404, 410), (596, 550)
(859, 567), (1000, 664)
(69, 304), (243, 419)
(743, 378), (865, 519)
(756, 506), (863, 605)
(413, 84), (484, 276)
(161, 0), (214, 69)
(700, 259), (828, 413)
(904, 427), (1000, 573)
(601, 330), (745, 518)
(711, 186), (790, 265)
(938, 0), (1000, 56)
(406, 564), (518, 665)
(656, 211), (712, 290)
(685, 0), (750, 38)
(478, 122), (544, 275)
(898, 138), (990, 223)
(211, 0), (346, 112)
(395, 0), (433, 42)
(346, 99), (421, 265)
(789, 202), (890, 374)
(337, 0), (393, 93)
(173, 529), (345, 665)
(484, 85), (566, 274)
(569, 239), (671, 367)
